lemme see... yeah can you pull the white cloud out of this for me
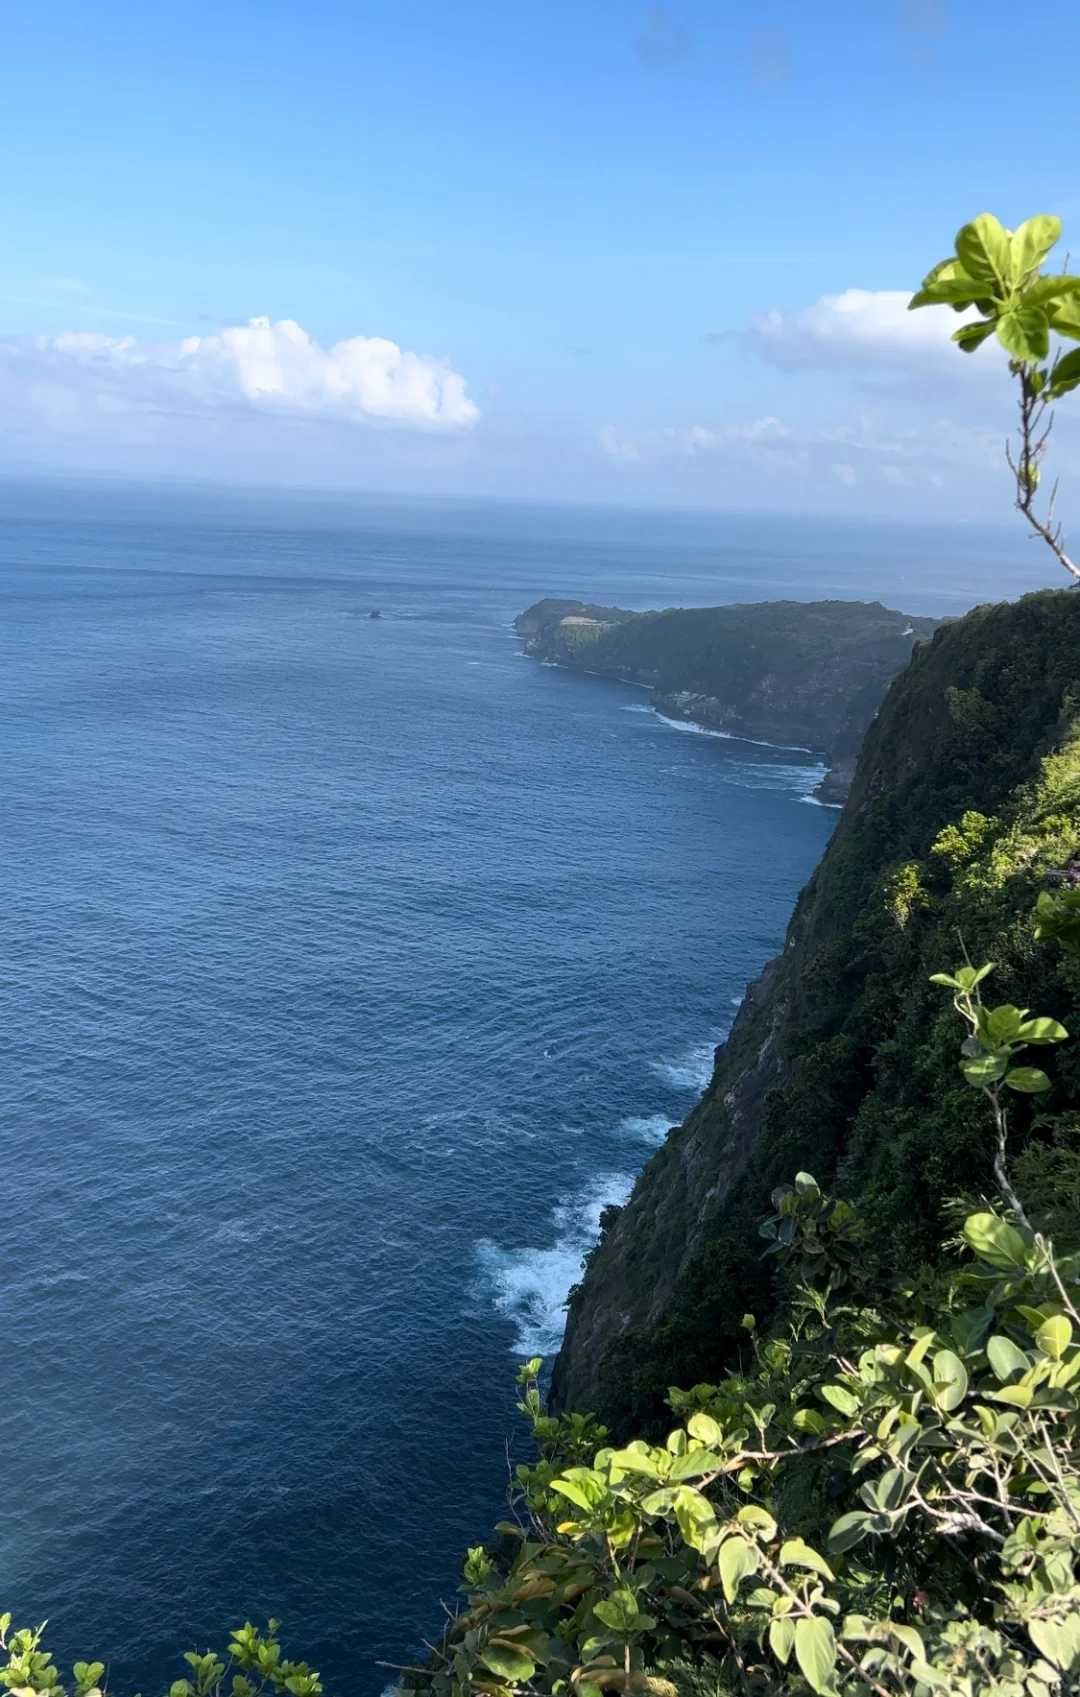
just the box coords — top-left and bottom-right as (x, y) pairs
(599, 415), (789, 461)
(19, 315), (478, 431)
(46, 331), (138, 358)
(661, 417), (790, 453)
(592, 403), (1021, 507)
(749, 288), (986, 371)
(598, 424), (641, 461)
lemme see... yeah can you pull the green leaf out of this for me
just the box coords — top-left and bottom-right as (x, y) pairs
(1025, 273), (1080, 309)
(1049, 348), (1080, 397)
(1004, 1066), (1052, 1093)
(919, 257), (968, 290)
(794, 1171), (820, 1198)
(819, 1383), (859, 1417)
(550, 1468), (607, 1512)
(1016, 1303), (1053, 1330)
(1048, 296), (1080, 339)
(593, 1588), (645, 1635)
(1035, 1314), (1073, 1360)
(717, 1535), (759, 1602)
(794, 1616), (837, 1696)
(885, 1625), (925, 1663)
(963, 1212), (1030, 1270)
(960, 1052), (1008, 1086)
(686, 1411), (721, 1446)
(952, 320), (995, 353)
(875, 1467), (909, 1511)
(1010, 214), (1062, 280)
(986, 1003), (1023, 1043)
(987, 1334), (1030, 1380)
(955, 962), (995, 991)
(673, 1485), (718, 1552)
(956, 213), (1011, 285)
(769, 1617), (796, 1666)
(736, 1503), (778, 1539)
(909, 278), (988, 309)
(780, 1538), (834, 1580)
(932, 1348), (968, 1412)
(481, 1644), (536, 1683)
(990, 1381), (1033, 1409)
(668, 1446), (725, 1480)
(640, 1488), (676, 1514)
(929, 972), (961, 988)
(607, 1443), (661, 1480)
(1015, 1016), (1068, 1044)
(1029, 1612), (1080, 1673)
(951, 1304), (992, 1353)
(996, 307), (1050, 360)
(827, 1511), (873, 1552)
(906, 1328), (936, 1368)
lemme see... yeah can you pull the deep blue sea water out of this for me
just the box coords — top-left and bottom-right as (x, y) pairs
(0, 481), (1040, 1693)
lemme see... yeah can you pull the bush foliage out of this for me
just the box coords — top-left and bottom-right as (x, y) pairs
(556, 591), (1080, 1431)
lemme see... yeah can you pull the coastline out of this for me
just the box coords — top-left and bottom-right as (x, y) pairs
(518, 643), (843, 802)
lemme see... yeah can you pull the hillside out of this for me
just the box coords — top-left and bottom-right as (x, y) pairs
(552, 588), (1080, 1427)
(514, 597), (941, 801)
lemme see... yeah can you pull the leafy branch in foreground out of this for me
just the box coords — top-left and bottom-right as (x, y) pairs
(0, 1618), (322, 1697)
(928, 961), (1068, 1226)
(911, 212), (1080, 581)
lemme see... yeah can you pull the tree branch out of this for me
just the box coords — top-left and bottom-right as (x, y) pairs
(1008, 368), (1080, 582)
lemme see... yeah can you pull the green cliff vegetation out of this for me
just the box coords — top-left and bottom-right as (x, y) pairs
(515, 600), (939, 802)
(552, 589), (1080, 1429)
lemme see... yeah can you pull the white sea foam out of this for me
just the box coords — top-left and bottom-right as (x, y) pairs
(721, 759), (829, 797)
(476, 1032), (731, 1354)
(800, 793), (843, 810)
(474, 1172), (635, 1355)
(652, 711), (813, 755)
(618, 1112), (675, 1145)
(649, 1039), (717, 1093)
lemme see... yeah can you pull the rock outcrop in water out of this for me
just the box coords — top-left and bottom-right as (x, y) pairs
(551, 590), (1080, 1429)
(514, 597), (940, 802)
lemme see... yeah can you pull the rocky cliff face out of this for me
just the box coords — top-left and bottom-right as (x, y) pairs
(515, 598), (940, 800)
(551, 590), (1080, 1429)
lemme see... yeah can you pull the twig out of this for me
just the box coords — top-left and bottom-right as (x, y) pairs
(985, 1085), (1034, 1231)
(1007, 368), (1080, 582)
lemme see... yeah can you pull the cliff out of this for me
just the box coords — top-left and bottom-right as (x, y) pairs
(552, 589), (1080, 1428)
(515, 597), (941, 801)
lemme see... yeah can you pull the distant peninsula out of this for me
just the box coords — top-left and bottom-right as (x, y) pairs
(514, 597), (942, 802)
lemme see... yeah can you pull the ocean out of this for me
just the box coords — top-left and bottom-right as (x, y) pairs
(0, 480), (1039, 1692)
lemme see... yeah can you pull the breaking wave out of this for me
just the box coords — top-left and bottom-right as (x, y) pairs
(473, 1172), (635, 1355)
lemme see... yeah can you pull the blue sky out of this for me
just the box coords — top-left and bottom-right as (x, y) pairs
(4, 0), (1080, 513)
